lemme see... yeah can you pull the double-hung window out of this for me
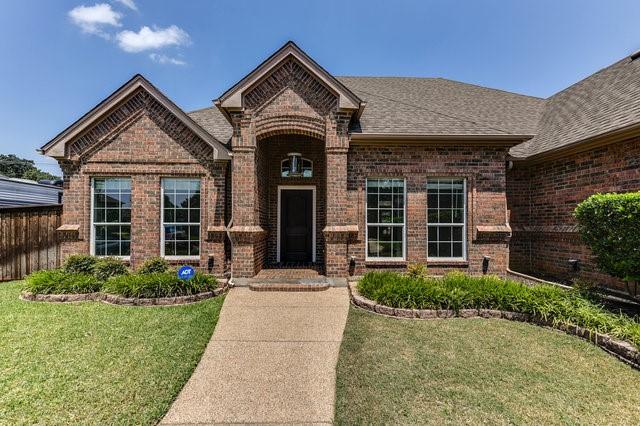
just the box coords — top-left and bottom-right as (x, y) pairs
(162, 178), (201, 258)
(92, 178), (131, 257)
(427, 178), (466, 260)
(366, 178), (405, 260)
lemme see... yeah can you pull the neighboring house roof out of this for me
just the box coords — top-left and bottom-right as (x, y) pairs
(511, 53), (640, 158)
(40, 74), (230, 160)
(0, 176), (62, 207)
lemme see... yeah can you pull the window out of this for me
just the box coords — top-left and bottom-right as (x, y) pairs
(92, 178), (131, 257)
(427, 178), (466, 260)
(281, 158), (312, 177)
(366, 178), (405, 259)
(162, 178), (201, 258)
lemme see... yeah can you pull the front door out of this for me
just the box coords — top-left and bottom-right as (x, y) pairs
(280, 189), (313, 263)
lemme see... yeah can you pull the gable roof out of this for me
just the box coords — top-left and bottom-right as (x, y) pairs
(189, 76), (544, 143)
(40, 74), (230, 160)
(216, 41), (363, 114)
(511, 54), (640, 159)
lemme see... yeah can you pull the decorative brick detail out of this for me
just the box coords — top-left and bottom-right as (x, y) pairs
(507, 136), (640, 290)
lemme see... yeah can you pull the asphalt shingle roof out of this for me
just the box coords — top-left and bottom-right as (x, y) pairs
(337, 77), (545, 136)
(510, 56), (640, 158)
(187, 55), (640, 159)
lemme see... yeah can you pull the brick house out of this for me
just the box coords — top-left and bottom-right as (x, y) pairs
(39, 42), (640, 288)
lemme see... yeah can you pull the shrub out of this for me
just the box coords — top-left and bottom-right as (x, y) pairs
(138, 257), (169, 274)
(574, 192), (640, 297)
(24, 269), (101, 294)
(63, 254), (97, 275)
(358, 271), (640, 348)
(406, 263), (428, 279)
(102, 271), (217, 298)
(93, 257), (128, 282)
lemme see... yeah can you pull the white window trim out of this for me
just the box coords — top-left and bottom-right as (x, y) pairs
(90, 177), (131, 260)
(365, 177), (407, 262)
(160, 178), (202, 261)
(276, 185), (316, 263)
(426, 177), (467, 262)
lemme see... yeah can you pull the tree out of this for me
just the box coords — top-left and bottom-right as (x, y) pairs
(574, 192), (640, 299)
(0, 154), (59, 181)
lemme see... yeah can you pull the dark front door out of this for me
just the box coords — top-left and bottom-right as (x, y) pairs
(280, 189), (313, 263)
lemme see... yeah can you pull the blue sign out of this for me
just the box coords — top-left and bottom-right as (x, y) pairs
(177, 265), (195, 281)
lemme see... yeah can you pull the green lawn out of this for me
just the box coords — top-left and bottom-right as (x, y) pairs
(0, 281), (224, 425)
(336, 307), (640, 425)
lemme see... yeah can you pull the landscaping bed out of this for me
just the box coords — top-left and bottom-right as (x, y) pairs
(0, 280), (225, 425)
(352, 271), (640, 367)
(21, 255), (225, 305)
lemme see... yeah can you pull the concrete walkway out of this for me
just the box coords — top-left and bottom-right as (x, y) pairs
(161, 287), (350, 425)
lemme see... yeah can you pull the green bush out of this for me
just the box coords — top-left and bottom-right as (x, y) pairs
(138, 257), (169, 274)
(358, 271), (640, 348)
(63, 254), (97, 275)
(574, 192), (640, 284)
(93, 257), (129, 282)
(102, 271), (217, 298)
(24, 269), (101, 294)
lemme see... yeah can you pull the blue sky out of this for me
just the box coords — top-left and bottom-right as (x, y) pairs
(1, 0), (639, 176)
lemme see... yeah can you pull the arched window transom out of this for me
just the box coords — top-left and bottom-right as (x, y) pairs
(281, 155), (313, 178)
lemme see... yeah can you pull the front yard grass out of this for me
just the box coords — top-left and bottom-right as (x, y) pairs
(336, 307), (640, 425)
(0, 280), (224, 425)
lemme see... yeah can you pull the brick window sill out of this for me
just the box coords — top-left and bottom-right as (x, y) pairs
(364, 260), (408, 267)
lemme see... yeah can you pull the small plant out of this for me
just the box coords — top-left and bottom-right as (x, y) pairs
(407, 263), (428, 279)
(102, 271), (217, 298)
(138, 257), (169, 274)
(24, 269), (101, 294)
(63, 254), (97, 275)
(93, 257), (128, 282)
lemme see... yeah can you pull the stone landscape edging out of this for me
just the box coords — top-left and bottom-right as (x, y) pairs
(347, 281), (640, 369)
(20, 286), (227, 306)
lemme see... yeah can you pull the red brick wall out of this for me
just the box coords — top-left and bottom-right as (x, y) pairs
(347, 144), (511, 276)
(507, 137), (640, 290)
(59, 110), (228, 276)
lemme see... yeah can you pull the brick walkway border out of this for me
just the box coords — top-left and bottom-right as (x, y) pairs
(348, 281), (640, 369)
(20, 286), (227, 306)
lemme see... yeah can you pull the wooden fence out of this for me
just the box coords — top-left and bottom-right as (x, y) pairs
(0, 204), (62, 281)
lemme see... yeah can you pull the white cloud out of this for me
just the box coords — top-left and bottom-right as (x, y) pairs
(116, 25), (190, 53)
(114, 0), (137, 11)
(68, 3), (122, 38)
(149, 53), (186, 66)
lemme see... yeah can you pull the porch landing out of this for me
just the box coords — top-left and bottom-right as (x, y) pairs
(161, 286), (350, 425)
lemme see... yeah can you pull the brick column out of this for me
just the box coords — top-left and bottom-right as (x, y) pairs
(323, 114), (357, 278)
(229, 114), (266, 278)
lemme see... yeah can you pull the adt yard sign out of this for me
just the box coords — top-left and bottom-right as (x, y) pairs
(178, 265), (195, 280)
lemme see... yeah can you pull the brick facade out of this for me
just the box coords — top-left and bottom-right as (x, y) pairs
(507, 136), (640, 290)
(59, 99), (227, 276)
(347, 144), (512, 276)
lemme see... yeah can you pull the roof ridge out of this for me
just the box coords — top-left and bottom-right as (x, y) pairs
(354, 88), (514, 135)
(546, 56), (631, 100)
(187, 105), (216, 114)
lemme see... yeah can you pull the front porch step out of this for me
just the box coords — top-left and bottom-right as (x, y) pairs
(248, 282), (330, 292)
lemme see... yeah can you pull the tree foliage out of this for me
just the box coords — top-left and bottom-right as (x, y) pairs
(0, 154), (59, 181)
